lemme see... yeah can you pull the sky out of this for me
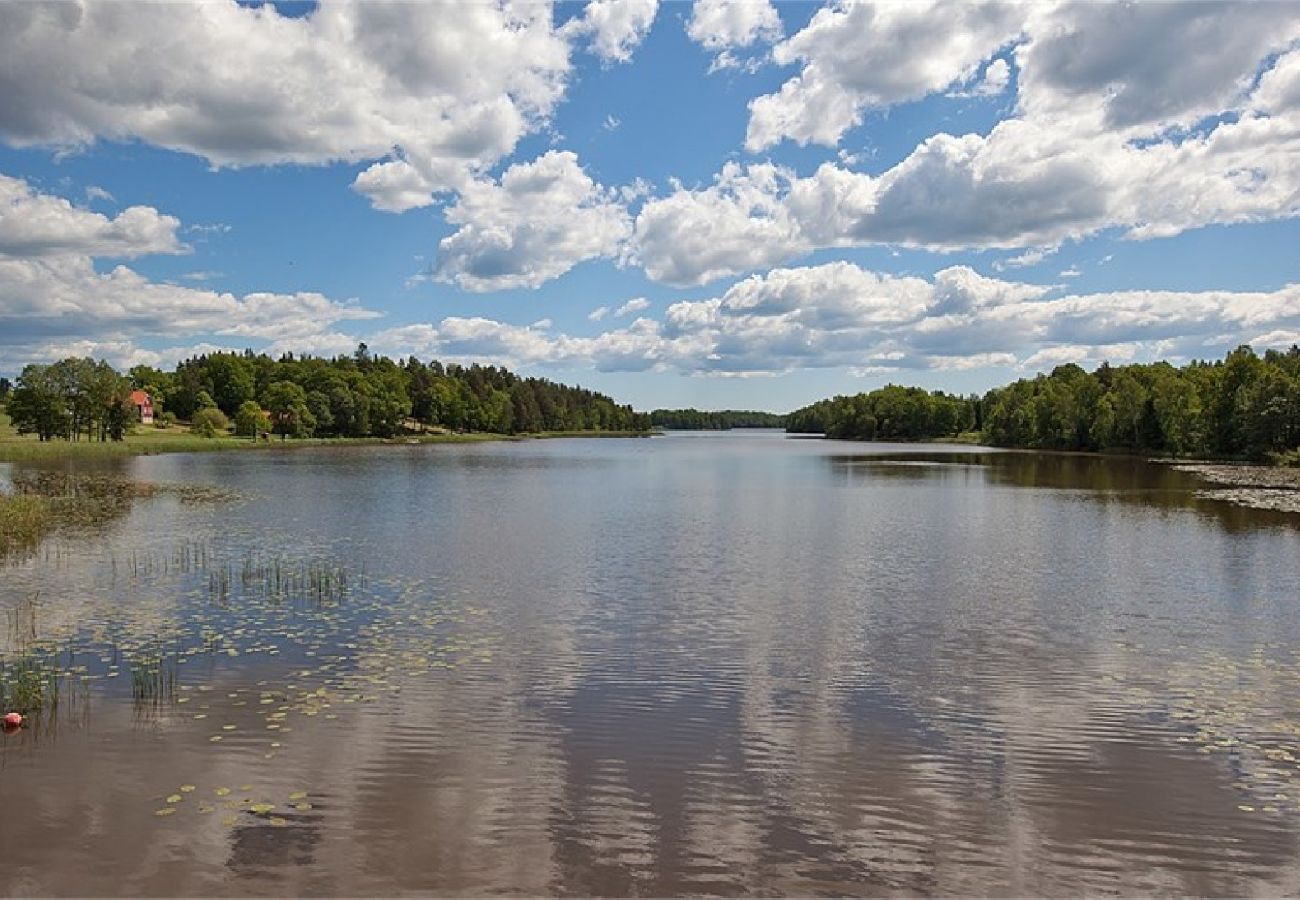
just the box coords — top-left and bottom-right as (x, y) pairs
(1, 0), (1298, 413)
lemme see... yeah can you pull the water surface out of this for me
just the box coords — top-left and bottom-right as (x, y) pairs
(2, 432), (1299, 895)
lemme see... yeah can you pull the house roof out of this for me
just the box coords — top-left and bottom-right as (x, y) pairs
(130, 390), (151, 405)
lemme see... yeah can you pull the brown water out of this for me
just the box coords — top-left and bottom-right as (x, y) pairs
(2, 431), (1299, 896)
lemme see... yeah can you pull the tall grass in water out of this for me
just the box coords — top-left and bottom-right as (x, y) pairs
(130, 645), (179, 710)
(0, 493), (53, 559)
(212, 555), (356, 606)
(0, 654), (62, 716)
(1, 594), (62, 717)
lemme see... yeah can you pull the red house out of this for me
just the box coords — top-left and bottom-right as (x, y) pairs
(130, 389), (154, 425)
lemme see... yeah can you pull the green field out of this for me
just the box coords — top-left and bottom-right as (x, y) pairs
(0, 408), (649, 464)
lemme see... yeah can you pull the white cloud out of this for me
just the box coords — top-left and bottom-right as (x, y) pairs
(1015, 2), (1296, 131)
(632, 162), (809, 286)
(687, 0), (782, 61)
(615, 297), (650, 317)
(264, 331), (372, 361)
(2, 339), (242, 373)
(0, 174), (381, 372)
(950, 57), (1010, 98)
(351, 159), (450, 214)
(995, 247), (1055, 270)
(0, 255), (378, 342)
(746, 0), (1024, 151)
(588, 305), (610, 322)
(930, 352), (1018, 371)
(186, 223), (232, 236)
(434, 151), (630, 292)
(359, 263), (1300, 379)
(563, 0), (659, 64)
(654, 3), (1295, 280)
(977, 57), (1010, 96)
(1254, 47), (1300, 116)
(631, 35), (1300, 286)
(0, 2), (573, 212)
(0, 173), (183, 258)
(747, 2), (1300, 152)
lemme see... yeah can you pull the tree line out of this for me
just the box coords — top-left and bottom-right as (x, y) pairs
(786, 384), (975, 441)
(786, 345), (1300, 461)
(649, 409), (786, 430)
(3, 358), (135, 442)
(5, 344), (650, 441)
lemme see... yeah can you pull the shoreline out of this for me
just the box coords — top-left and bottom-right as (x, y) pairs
(0, 428), (656, 465)
(1165, 462), (1300, 514)
(777, 433), (1300, 517)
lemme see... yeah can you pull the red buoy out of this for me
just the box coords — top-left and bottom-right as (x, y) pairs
(3, 712), (23, 729)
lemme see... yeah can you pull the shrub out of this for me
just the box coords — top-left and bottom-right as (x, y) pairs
(191, 407), (230, 438)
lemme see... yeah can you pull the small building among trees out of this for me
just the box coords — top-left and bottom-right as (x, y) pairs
(130, 389), (154, 425)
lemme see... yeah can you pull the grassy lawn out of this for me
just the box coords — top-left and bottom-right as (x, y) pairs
(1, 407), (644, 463)
(1, 410), (254, 461)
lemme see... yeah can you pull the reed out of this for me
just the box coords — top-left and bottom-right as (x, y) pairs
(0, 493), (53, 558)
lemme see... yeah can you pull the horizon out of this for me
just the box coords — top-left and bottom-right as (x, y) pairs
(2, 1), (1299, 412)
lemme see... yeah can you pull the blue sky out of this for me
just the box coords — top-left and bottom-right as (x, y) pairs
(1, 0), (1298, 412)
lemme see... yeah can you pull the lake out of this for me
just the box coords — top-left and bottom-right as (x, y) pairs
(2, 430), (1299, 896)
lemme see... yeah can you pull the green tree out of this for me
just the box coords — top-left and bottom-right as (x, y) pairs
(7, 364), (68, 441)
(204, 354), (256, 416)
(234, 400), (270, 438)
(264, 380), (316, 438)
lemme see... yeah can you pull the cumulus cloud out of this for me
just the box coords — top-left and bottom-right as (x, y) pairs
(0, 255), (378, 343)
(0, 173), (183, 258)
(366, 262), (1300, 378)
(433, 151), (630, 292)
(746, 0), (1024, 151)
(0, 2), (573, 212)
(2, 339), (235, 373)
(562, 0), (659, 64)
(687, 0), (781, 69)
(1014, 2), (1295, 131)
(615, 297), (651, 317)
(23, 255), (1293, 382)
(748, 2), (1299, 151)
(632, 163), (809, 286)
(620, 2), (1290, 285)
(0, 173), (380, 372)
(629, 35), (1300, 286)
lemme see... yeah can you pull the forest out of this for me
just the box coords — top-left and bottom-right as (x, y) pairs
(786, 345), (1300, 462)
(4, 345), (650, 441)
(649, 409), (786, 430)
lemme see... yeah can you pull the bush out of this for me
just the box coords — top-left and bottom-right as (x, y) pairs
(1269, 448), (1300, 468)
(155, 411), (179, 429)
(191, 407), (230, 438)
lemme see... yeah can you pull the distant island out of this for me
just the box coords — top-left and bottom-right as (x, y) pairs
(649, 409), (786, 430)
